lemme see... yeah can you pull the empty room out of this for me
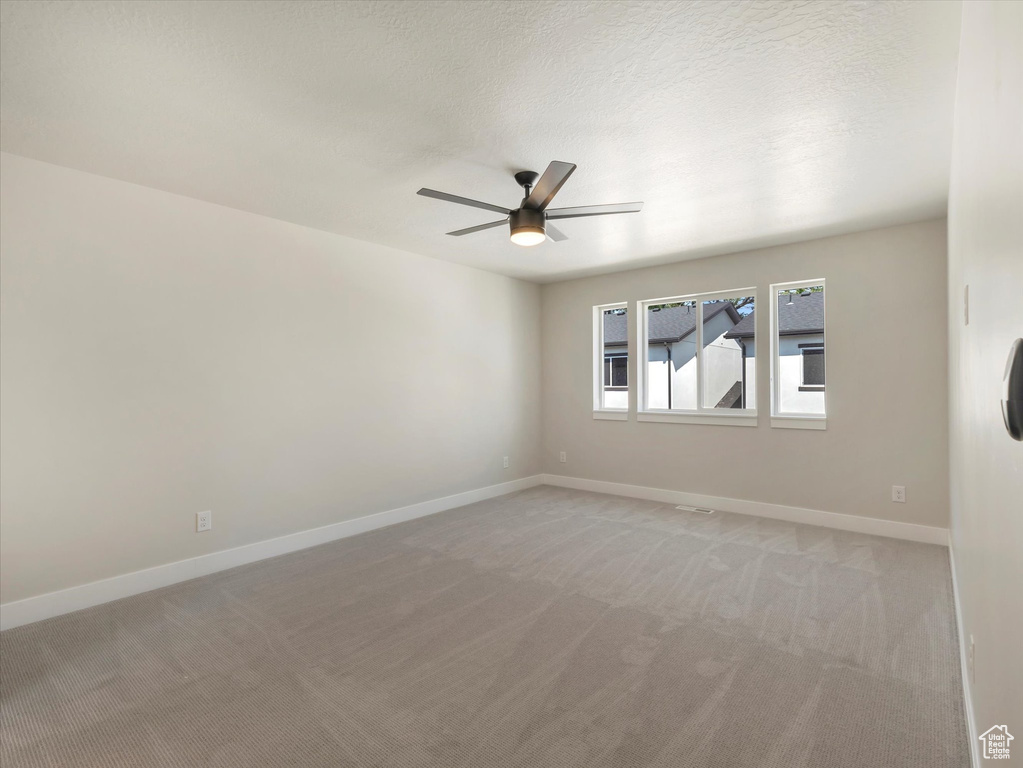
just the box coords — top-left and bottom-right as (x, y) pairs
(0, 1), (1020, 766)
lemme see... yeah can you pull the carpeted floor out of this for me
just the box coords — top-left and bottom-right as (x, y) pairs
(1, 486), (969, 767)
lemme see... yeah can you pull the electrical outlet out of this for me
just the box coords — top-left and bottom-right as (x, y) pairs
(559, 451), (567, 463)
(891, 486), (906, 503)
(196, 511), (212, 532)
(503, 456), (509, 468)
(968, 634), (975, 683)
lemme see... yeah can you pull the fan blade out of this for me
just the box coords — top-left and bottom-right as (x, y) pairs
(524, 161), (577, 211)
(546, 202), (643, 219)
(417, 188), (510, 215)
(546, 223), (568, 242)
(446, 219), (508, 237)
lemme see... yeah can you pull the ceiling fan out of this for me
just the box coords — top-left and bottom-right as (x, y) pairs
(417, 161), (643, 247)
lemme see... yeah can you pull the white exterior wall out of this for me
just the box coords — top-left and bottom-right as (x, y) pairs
(646, 310), (741, 410)
(776, 333), (825, 415)
(703, 334), (743, 408)
(740, 338), (757, 408)
(602, 381), (628, 410)
(646, 340), (696, 410)
(601, 341), (628, 409)
(602, 390), (628, 409)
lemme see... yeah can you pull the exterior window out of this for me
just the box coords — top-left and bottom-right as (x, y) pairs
(593, 303), (628, 416)
(604, 354), (628, 388)
(800, 346), (825, 389)
(770, 281), (826, 425)
(637, 289), (756, 424)
(645, 300), (697, 411)
(705, 295), (756, 409)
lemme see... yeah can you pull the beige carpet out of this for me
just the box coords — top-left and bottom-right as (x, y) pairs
(1, 486), (969, 767)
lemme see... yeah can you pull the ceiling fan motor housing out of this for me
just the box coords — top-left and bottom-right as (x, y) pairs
(509, 207), (545, 240)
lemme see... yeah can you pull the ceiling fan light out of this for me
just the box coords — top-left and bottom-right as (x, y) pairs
(510, 227), (546, 246)
(509, 207), (547, 247)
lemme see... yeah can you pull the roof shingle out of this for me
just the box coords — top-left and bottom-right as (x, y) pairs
(724, 290), (823, 339)
(603, 302), (740, 346)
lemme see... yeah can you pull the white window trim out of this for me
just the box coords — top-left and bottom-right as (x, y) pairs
(636, 287), (757, 426)
(593, 302), (628, 415)
(771, 416), (827, 430)
(770, 279), (827, 429)
(594, 410), (628, 421)
(637, 412), (757, 427)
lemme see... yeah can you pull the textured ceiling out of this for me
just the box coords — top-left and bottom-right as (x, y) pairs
(0, 0), (961, 282)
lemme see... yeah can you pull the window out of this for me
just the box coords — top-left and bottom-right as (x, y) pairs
(770, 280), (826, 428)
(593, 303), (628, 418)
(636, 289), (756, 425)
(800, 345), (825, 389)
(604, 354), (628, 389)
(702, 296), (756, 410)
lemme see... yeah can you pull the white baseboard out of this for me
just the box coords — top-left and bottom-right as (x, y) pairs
(948, 536), (980, 768)
(0, 475), (543, 632)
(0, 474), (948, 633)
(541, 474), (949, 545)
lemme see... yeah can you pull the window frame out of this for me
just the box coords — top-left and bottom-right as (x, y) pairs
(635, 288), (757, 427)
(593, 302), (629, 420)
(603, 353), (629, 391)
(798, 345), (825, 390)
(770, 279), (827, 430)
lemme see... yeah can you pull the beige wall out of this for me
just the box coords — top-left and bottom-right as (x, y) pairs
(947, 0), (1023, 738)
(0, 153), (541, 604)
(541, 219), (949, 528)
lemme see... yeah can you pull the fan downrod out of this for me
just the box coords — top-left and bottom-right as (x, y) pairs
(514, 170), (540, 196)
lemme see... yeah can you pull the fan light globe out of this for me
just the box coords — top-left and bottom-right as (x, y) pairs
(509, 207), (546, 247)
(510, 228), (545, 247)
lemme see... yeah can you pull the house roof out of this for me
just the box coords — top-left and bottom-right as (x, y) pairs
(603, 302), (740, 347)
(724, 290), (824, 339)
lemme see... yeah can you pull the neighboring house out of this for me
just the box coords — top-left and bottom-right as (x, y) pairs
(603, 302), (747, 410)
(601, 310), (630, 409)
(725, 290), (824, 415)
(602, 291), (824, 412)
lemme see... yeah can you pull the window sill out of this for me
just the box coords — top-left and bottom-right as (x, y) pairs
(593, 410), (628, 421)
(771, 416), (826, 430)
(798, 386), (825, 392)
(638, 411), (757, 427)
